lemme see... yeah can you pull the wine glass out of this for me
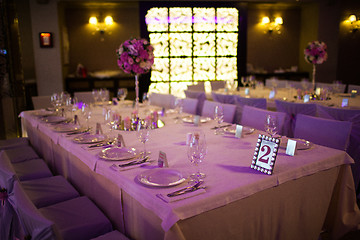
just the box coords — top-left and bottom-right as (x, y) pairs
(264, 114), (278, 138)
(174, 98), (183, 123)
(142, 92), (149, 106)
(117, 88), (128, 102)
(214, 105), (224, 135)
(136, 120), (150, 157)
(187, 131), (207, 183)
(92, 89), (100, 104)
(81, 104), (92, 129)
(99, 88), (108, 105)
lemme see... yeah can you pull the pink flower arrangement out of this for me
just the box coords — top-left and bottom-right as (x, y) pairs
(304, 40), (328, 65)
(116, 38), (154, 75)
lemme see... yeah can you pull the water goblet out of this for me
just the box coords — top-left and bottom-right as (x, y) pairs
(117, 88), (128, 102)
(264, 114), (278, 138)
(187, 131), (207, 183)
(214, 105), (224, 135)
(81, 104), (92, 129)
(92, 89), (100, 104)
(136, 120), (150, 157)
(174, 98), (183, 123)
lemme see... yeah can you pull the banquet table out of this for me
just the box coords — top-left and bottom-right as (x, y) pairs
(20, 103), (360, 240)
(212, 87), (360, 110)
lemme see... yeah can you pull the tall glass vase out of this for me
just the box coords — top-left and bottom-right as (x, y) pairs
(312, 64), (316, 91)
(135, 74), (140, 112)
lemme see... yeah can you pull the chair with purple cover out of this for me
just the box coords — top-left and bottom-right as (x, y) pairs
(201, 100), (236, 123)
(0, 138), (29, 151)
(210, 81), (226, 91)
(275, 100), (317, 138)
(316, 104), (360, 195)
(348, 84), (360, 93)
(233, 96), (267, 124)
(240, 105), (286, 135)
(181, 98), (198, 115)
(184, 90), (207, 116)
(187, 82), (205, 92)
(211, 92), (235, 104)
(293, 113), (352, 151)
(91, 230), (129, 240)
(12, 181), (113, 240)
(149, 93), (176, 109)
(0, 151), (79, 209)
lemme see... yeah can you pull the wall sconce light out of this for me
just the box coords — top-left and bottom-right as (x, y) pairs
(347, 14), (360, 33)
(89, 15), (114, 34)
(261, 16), (283, 34)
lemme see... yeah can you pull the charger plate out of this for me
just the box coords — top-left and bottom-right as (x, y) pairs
(137, 168), (186, 187)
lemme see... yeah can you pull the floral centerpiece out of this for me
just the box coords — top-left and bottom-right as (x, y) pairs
(116, 38), (154, 110)
(304, 40), (328, 90)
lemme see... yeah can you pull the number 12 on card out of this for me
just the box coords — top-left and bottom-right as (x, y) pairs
(250, 134), (280, 175)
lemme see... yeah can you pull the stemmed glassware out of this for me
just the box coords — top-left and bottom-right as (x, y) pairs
(214, 105), (224, 135)
(136, 120), (150, 157)
(174, 98), (183, 123)
(117, 88), (128, 103)
(142, 92), (149, 106)
(92, 89), (100, 104)
(99, 89), (108, 105)
(264, 114), (278, 138)
(81, 104), (92, 130)
(187, 131), (207, 183)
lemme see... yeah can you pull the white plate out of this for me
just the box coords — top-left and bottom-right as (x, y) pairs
(32, 111), (54, 117)
(41, 115), (66, 123)
(182, 116), (212, 124)
(52, 124), (82, 133)
(224, 125), (255, 135)
(280, 137), (312, 150)
(137, 168), (186, 187)
(73, 134), (107, 144)
(98, 147), (137, 161)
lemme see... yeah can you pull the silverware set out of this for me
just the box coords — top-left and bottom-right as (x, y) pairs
(167, 180), (206, 197)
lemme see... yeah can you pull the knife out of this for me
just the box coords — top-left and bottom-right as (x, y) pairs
(167, 181), (204, 197)
(211, 124), (232, 130)
(118, 156), (150, 167)
(67, 128), (90, 135)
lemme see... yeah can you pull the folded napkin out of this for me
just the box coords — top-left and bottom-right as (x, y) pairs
(156, 188), (206, 203)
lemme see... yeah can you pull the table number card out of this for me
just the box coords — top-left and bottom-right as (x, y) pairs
(286, 139), (297, 156)
(269, 90), (276, 99)
(342, 98), (349, 107)
(95, 123), (103, 135)
(117, 134), (126, 147)
(250, 134), (280, 175)
(193, 115), (200, 126)
(303, 94), (310, 103)
(235, 125), (243, 138)
(158, 151), (169, 168)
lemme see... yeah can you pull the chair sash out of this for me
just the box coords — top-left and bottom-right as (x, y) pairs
(275, 100), (317, 137)
(184, 90), (206, 115)
(234, 96), (267, 124)
(211, 92), (235, 104)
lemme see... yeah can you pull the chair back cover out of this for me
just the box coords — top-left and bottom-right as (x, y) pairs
(294, 114), (352, 151)
(233, 96), (267, 124)
(202, 100), (236, 123)
(348, 84), (360, 93)
(316, 82), (346, 93)
(182, 98), (198, 115)
(211, 92), (235, 104)
(0, 138), (29, 151)
(184, 90), (207, 115)
(11, 182), (58, 240)
(275, 100), (317, 137)
(317, 104), (360, 191)
(149, 93), (176, 109)
(31, 96), (52, 110)
(240, 105), (286, 135)
(210, 81), (226, 91)
(187, 82), (205, 92)
(74, 91), (95, 104)
(3, 146), (39, 163)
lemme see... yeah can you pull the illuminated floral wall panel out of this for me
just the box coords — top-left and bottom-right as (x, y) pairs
(146, 7), (238, 97)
